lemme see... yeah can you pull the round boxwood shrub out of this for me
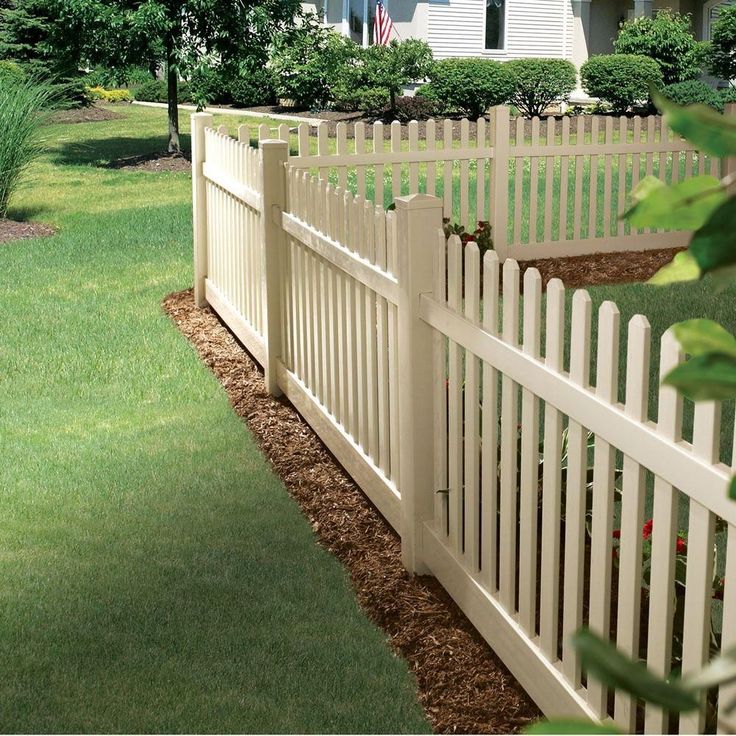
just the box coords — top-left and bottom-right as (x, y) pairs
(505, 58), (577, 117)
(663, 80), (724, 112)
(580, 54), (663, 113)
(427, 58), (514, 119)
(614, 10), (704, 84)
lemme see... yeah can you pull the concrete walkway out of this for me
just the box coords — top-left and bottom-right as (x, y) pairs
(132, 100), (327, 126)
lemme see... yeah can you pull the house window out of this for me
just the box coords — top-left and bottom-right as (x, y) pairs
(485, 0), (506, 50)
(704, 0), (734, 39)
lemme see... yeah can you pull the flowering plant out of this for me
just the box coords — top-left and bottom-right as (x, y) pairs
(442, 219), (494, 256)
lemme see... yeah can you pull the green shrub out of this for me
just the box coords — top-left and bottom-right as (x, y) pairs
(427, 57), (514, 118)
(84, 66), (153, 89)
(505, 58), (577, 117)
(85, 85), (133, 103)
(333, 39), (433, 115)
(663, 80), (723, 112)
(227, 60), (276, 108)
(0, 77), (55, 218)
(721, 86), (736, 104)
(188, 64), (225, 109)
(133, 79), (191, 104)
(0, 60), (25, 84)
(391, 95), (436, 122)
(269, 14), (357, 109)
(709, 3), (736, 80)
(581, 54), (663, 113)
(614, 9), (704, 84)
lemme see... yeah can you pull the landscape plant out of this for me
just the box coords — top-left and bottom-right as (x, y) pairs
(505, 58), (577, 118)
(0, 76), (55, 218)
(580, 54), (662, 113)
(426, 57), (514, 119)
(663, 80), (724, 112)
(709, 3), (736, 82)
(614, 10), (706, 84)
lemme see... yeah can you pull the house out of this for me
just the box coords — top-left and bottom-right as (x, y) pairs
(302, 0), (732, 76)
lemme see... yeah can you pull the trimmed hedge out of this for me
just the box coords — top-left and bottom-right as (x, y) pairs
(427, 58), (514, 118)
(133, 79), (191, 104)
(86, 86), (132, 103)
(663, 80), (724, 112)
(505, 58), (577, 117)
(580, 54), (663, 113)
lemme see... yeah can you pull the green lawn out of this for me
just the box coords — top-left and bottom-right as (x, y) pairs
(0, 103), (430, 733)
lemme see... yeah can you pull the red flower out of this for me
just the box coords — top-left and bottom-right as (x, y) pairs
(478, 220), (489, 228)
(460, 233), (472, 244)
(642, 519), (654, 540)
(612, 529), (621, 539)
(676, 536), (687, 554)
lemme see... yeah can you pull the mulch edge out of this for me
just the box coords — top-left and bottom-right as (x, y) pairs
(0, 219), (57, 244)
(163, 288), (539, 735)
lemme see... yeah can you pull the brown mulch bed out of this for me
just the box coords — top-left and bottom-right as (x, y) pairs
(163, 288), (540, 735)
(50, 104), (125, 125)
(518, 246), (685, 290)
(106, 151), (191, 173)
(0, 218), (56, 243)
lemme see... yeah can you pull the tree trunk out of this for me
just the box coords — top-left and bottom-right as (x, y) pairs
(166, 35), (180, 154)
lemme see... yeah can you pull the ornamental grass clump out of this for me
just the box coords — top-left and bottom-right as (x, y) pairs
(0, 77), (56, 218)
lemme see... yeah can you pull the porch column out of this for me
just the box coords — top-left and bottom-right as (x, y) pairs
(363, 0), (370, 46)
(633, 0), (654, 15)
(571, 0), (592, 72)
(342, 0), (350, 36)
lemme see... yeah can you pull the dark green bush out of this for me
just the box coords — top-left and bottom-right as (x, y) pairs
(227, 60), (276, 108)
(505, 58), (577, 117)
(580, 54), (663, 113)
(391, 95), (436, 122)
(709, 3), (736, 81)
(133, 78), (191, 104)
(721, 86), (736, 104)
(85, 66), (153, 89)
(427, 57), (514, 119)
(663, 80), (723, 112)
(614, 10), (704, 84)
(333, 86), (390, 115)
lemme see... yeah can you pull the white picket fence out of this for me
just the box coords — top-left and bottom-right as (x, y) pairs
(191, 112), (736, 734)
(236, 106), (727, 261)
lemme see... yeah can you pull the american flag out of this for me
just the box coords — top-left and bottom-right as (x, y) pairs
(374, 0), (394, 45)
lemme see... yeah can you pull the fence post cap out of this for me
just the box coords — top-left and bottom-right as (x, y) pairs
(192, 111), (214, 121)
(393, 193), (443, 210)
(260, 139), (289, 149)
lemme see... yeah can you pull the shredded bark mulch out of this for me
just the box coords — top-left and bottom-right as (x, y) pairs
(106, 151), (191, 173)
(163, 288), (540, 734)
(49, 104), (124, 125)
(518, 246), (685, 290)
(0, 218), (56, 244)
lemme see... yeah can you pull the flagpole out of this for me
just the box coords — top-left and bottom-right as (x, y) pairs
(363, 0), (369, 46)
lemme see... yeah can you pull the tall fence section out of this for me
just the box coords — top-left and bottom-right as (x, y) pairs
(192, 110), (736, 734)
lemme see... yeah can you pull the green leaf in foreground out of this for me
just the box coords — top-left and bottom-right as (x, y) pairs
(625, 175), (725, 231)
(654, 88), (736, 157)
(572, 629), (699, 712)
(689, 196), (736, 275)
(525, 719), (619, 735)
(648, 250), (701, 285)
(683, 648), (736, 690)
(672, 320), (736, 358)
(664, 352), (736, 400)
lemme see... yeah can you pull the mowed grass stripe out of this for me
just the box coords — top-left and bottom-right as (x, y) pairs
(0, 104), (429, 734)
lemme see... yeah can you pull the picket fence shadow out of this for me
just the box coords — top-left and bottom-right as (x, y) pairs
(191, 112), (736, 734)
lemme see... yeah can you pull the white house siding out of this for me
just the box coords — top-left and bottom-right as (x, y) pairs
(428, 0), (573, 60)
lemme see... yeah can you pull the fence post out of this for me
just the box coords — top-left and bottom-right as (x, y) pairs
(259, 139), (289, 398)
(489, 105), (510, 261)
(192, 112), (213, 307)
(395, 193), (444, 575)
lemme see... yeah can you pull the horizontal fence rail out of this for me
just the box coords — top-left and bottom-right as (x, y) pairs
(191, 109), (736, 735)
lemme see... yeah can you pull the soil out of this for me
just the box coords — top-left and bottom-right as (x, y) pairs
(0, 219), (56, 244)
(518, 246), (685, 290)
(163, 288), (540, 735)
(50, 104), (125, 125)
(106, 151), (191, 173)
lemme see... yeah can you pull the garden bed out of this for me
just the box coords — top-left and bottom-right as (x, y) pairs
(50, 104), (124, 125)
(106, 151), (191, 172)
(0, 219), (56, 243)
(164, 287), (540, 735)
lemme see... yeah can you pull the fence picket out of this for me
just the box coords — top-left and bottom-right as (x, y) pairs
(408, 121), (420, 194)
(587, 301), (621, 718)
(680, 400), (721, 734)
(559, 116), (571, 242)
(374, 122), (385, 207)
(562, 289), (593, 686)
(529, 117), (540, 244)
(426, 119), (437, 197)
(443, 119), (453, 219)
(375, 207), (391, 475)
(544, 117), (555, 244)
(614, 315), (651, 732)
(391, 121), (402, 203)
(464, 242), (482, 571)
(476, 117), (487, 224)
(460, 118), (470, 227)
(644, 330), (684, 733)
(499, 259), (520, 611)
(355, 123), (367, 199)
(518, 267), (542, 633)
(540, 278), (565, 660)
(481, 250), (500, 589)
